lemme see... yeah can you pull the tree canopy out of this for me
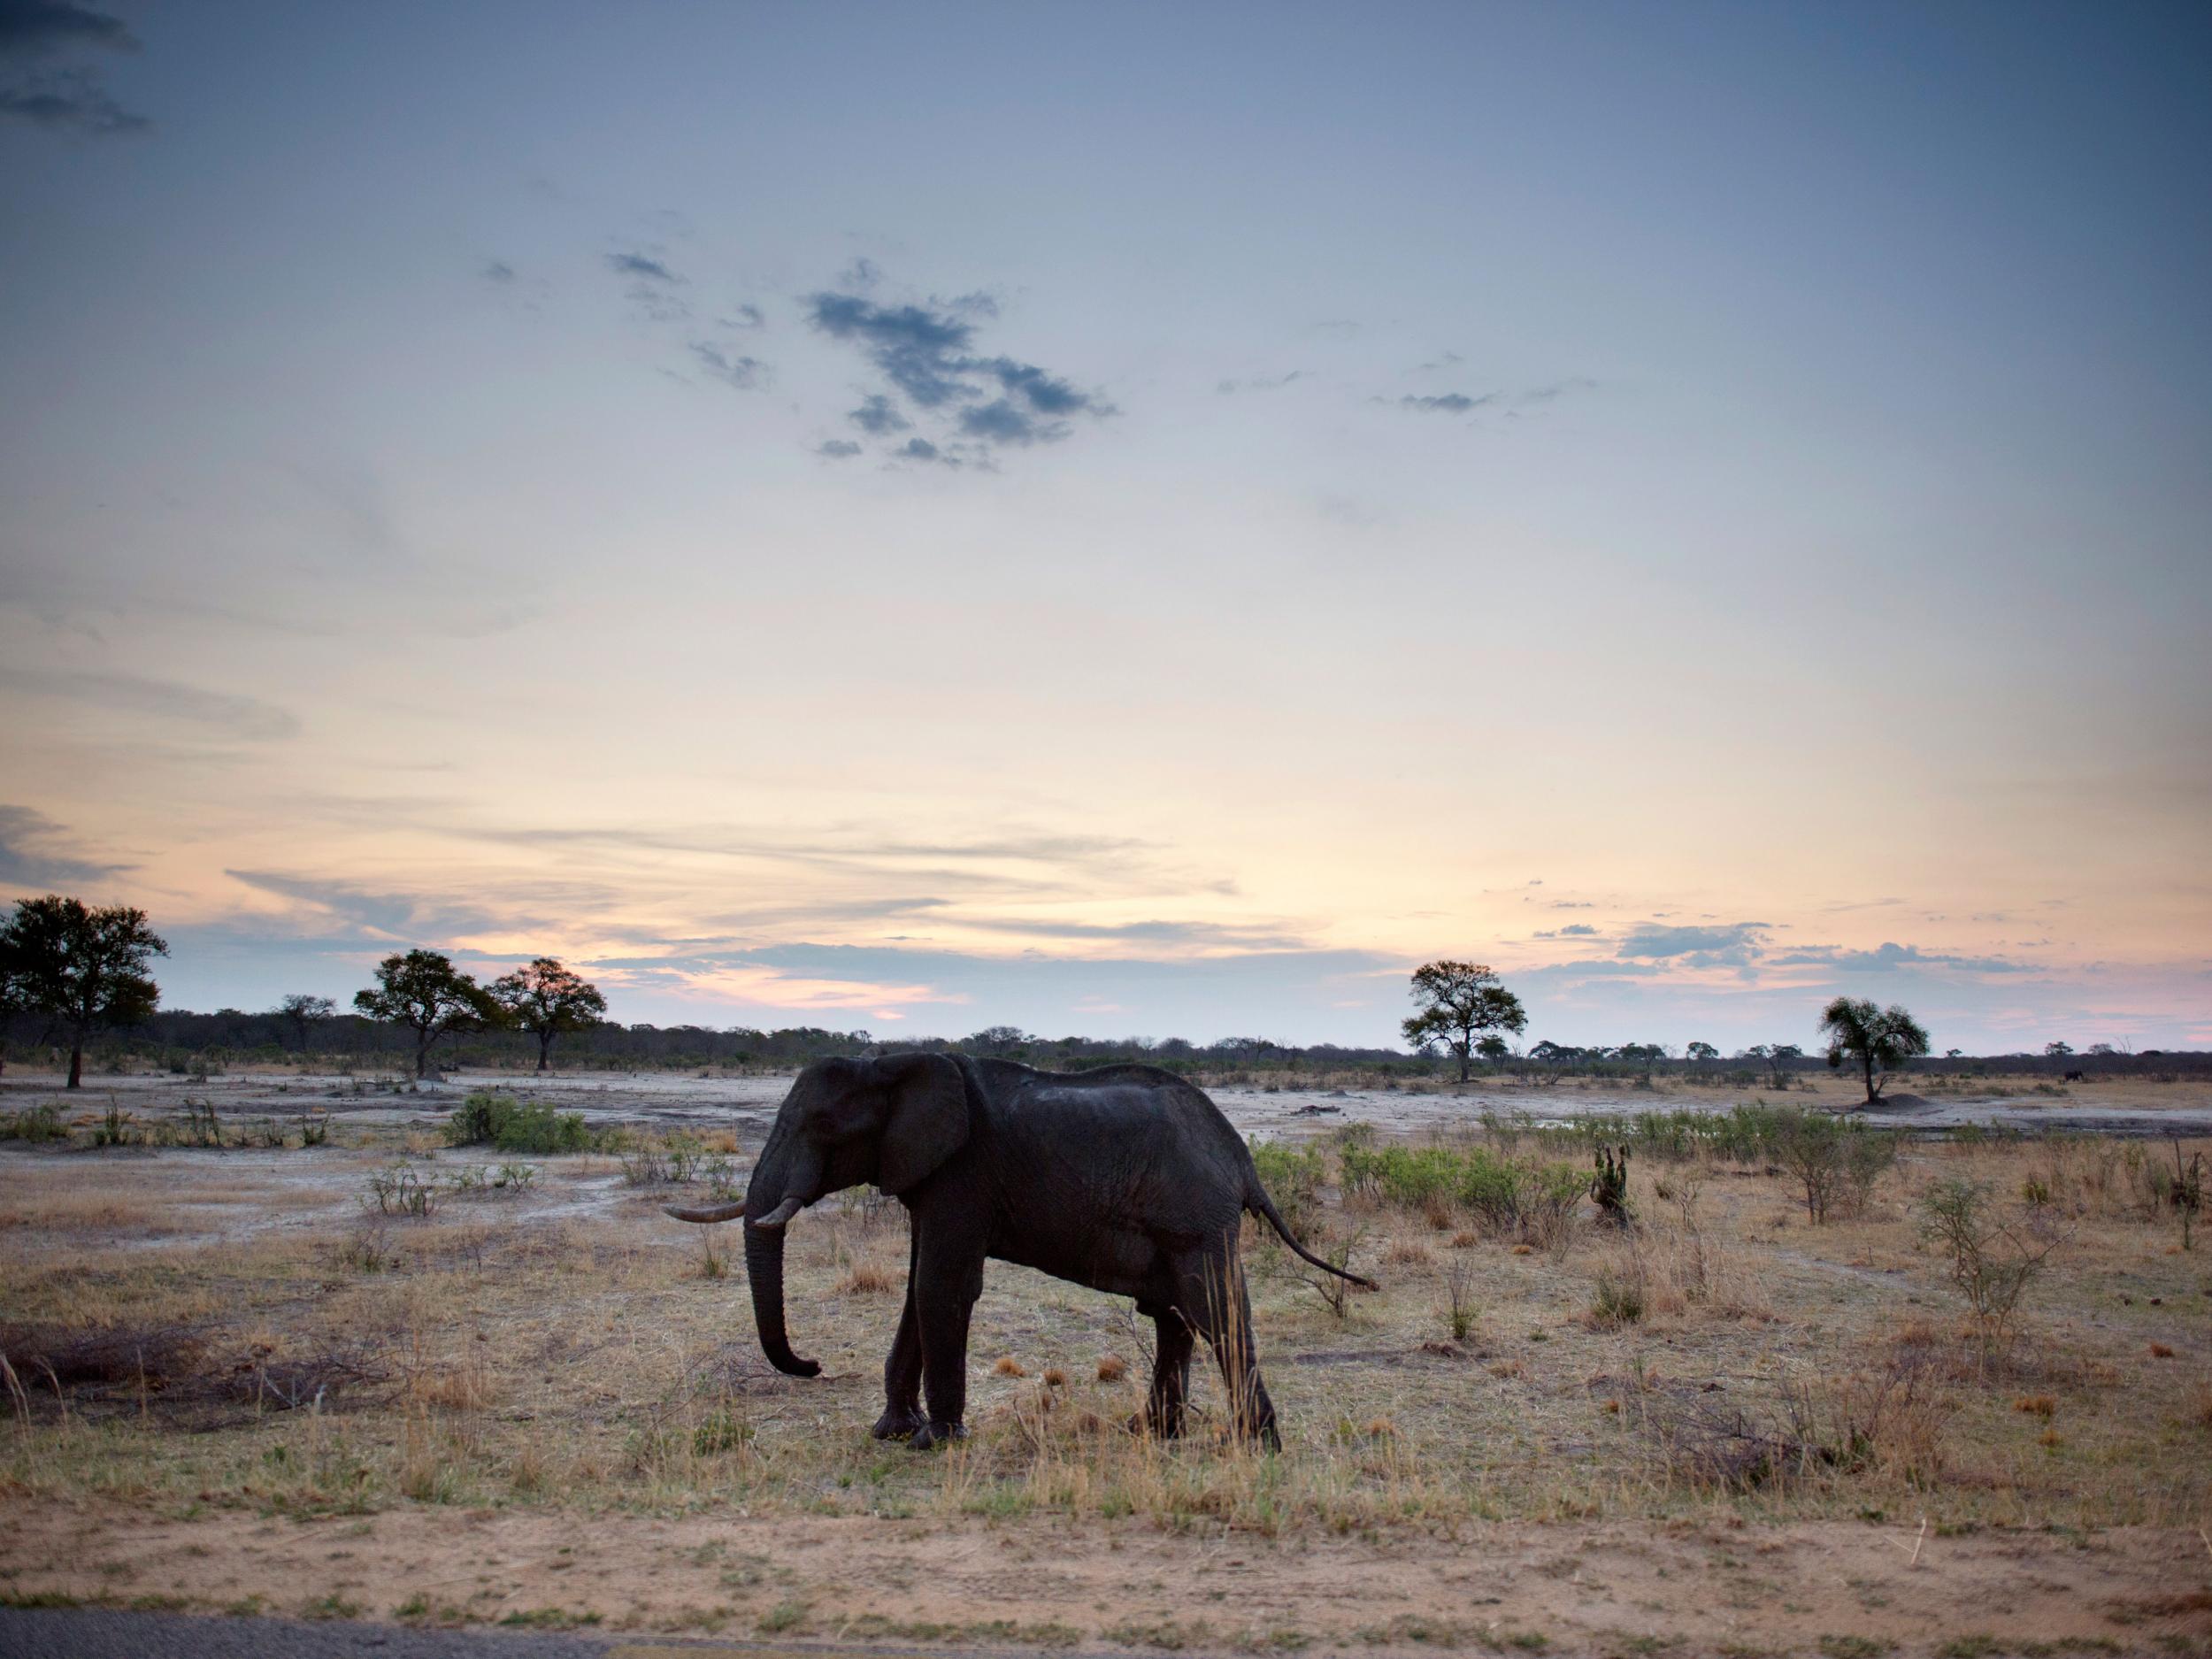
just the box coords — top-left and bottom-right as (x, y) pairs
(1818, 996), (1932, 1103)
(354, 949), (503, 1078)
(1402, 960), (1527, 1084)
(490, 956), (608, 1071)
(0, 895), (167, 1087)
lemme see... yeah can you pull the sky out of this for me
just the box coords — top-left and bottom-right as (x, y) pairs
(2, 0), (2208, 1055)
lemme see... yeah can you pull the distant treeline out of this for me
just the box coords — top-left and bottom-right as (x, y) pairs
(2, 1009), (2202, 1081)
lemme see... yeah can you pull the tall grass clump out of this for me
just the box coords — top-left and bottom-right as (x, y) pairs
(1247, 1137), (1325, 1233)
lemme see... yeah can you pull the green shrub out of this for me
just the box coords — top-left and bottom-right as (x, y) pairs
(445, 1090), (590, 1154)
(1248, 1137), (1326, 1233)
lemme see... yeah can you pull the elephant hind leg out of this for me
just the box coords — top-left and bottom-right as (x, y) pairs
(1133, 1298), (1194, 1439)
(873, 1227), (926, 1440)
(1173, 1251), (1279, 1449)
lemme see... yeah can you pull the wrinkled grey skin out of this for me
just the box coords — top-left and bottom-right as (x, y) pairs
(670, 1053), (1374, 1450)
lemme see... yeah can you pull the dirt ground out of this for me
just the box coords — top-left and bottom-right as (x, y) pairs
(3, 1070), (2208, 1655)
(7, 1500), (2210, 1654)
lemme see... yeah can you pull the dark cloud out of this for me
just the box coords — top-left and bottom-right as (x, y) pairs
(0, 666), (297, 741)
(0, 64), (143, 131)
(1397, 392), (1492, 414)
(481, 259), (516, 284)
(690, 342), (765, 389)
(725, 303), (764, 329)
(849, 393), (910, 435)
(0, 0), (136, 55)
(899, 436), (954, 465)
(805, 284), (1112, 459)
(1556, 923), (1598, 936)
(840, 256), (881, 289)
(607, 251), (679, 282)
(224, 869), (513, 940)
(816, 439), (863, 459)
(0, 803), (128, 887)
(957, 398), (1051, 446)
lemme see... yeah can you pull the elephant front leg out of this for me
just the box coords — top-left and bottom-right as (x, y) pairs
(909, 1231), (984, 1451)
(872, 1232), (926, 1440)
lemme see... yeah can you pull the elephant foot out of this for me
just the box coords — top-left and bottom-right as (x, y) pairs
(909, 1420), (966, 1452)
(871, 1408), (927, 1441)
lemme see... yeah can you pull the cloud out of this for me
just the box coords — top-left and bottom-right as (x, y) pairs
(804, 283), (1112, 459)
(1396, 393), (1491, 414)
(0, 666), (298, 741)
(0, 803), (128, 887)
(0, 65), (144, 132)
(1216, 370), (1303, 396)
(1768, 941), (2029, 975)
(224, 869), (511, 940)
(849, 394), (910, 435)
(481, 259), (516, 284)
(0, 1), (148, 137)
(899, 436), (953, 465)
(689, 342), (766, 389)
(817, 439), (863, 458)
(956, 917), (1310, 951)
(726, 303), (764, 329)
(607, 251), (679, 283)
(1617, 921), (1768, 965)
(1534, 923), (1601, 939)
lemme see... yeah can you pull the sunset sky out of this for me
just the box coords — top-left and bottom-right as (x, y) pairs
(3, 2), (2207, 1053)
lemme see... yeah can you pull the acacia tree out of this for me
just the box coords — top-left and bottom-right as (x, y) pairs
(354, 949), (503, 1078)
(490, 956), (607, 1071)
(271, 993), (336, 1054)
(1818, 996), (1932, 1104)
(1402, 960), (1527, 1084)
(0, 895), (167, 1088)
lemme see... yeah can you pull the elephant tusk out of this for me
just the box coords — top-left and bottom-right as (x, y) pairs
(750, 1195), (804, 1230)
(662, 1200), (747, 1225)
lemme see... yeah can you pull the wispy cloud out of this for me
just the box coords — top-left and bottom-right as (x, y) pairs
(0, 666), (298, 741)
(0, 803), (129, 887)
(689, 342), (766, 389)
(0, 0), (145, 135)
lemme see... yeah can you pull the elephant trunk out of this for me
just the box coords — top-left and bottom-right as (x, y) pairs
(742, 1139), (822, 1378)
(744, 1222), (818, 1377)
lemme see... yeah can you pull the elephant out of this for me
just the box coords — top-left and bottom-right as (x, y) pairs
(665, 1052), (1375, 1449)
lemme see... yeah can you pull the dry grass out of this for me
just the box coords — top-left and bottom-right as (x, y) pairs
(0, 1107), (2207, 1555)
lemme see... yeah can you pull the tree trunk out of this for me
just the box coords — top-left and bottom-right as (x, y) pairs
(1456, 1043), (1471, 1085)
(537, 1030), (551, 1072)
(1863, 1051), (1879, 1103)
(416, 1028), (433, 1079)
(67, 1041), (83, 1089)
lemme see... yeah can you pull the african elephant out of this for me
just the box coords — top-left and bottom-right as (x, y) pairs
(665, 1052), (1374, 1449)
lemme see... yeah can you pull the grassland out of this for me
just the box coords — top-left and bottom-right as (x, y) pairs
(0, 1074), (2207, 1655)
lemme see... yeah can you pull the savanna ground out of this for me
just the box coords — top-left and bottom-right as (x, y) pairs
(1, 1064), (2208, 1657)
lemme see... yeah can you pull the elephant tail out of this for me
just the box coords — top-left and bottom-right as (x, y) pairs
(1246, 1187), (1379, 1291)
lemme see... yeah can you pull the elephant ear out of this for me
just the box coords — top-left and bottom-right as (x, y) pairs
(876, 1053), (970, 1194)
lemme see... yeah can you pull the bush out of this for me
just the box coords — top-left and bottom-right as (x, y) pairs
(2, 1103), (69, 1144)
(1248, 1137), (1325, 1233)
(1919, 1178), (2065, 1362)
(445, 1091), (590, 1155)
(1771, 1110), (1897, 1224)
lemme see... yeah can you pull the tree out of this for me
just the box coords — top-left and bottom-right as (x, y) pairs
(489, 956), (607, 1072)
(1686, 1041), (1719, 1064)
(1402, 961), (1527, 1085)
(0, 895), (167, 1088)
(271, 993), (336, 1054)
(354, 949), (503, 1079)
(2043, 1040), (2074, 1061)
(1817, 996), (1932, 1104)
(1474, 1034), (1511, 1064)
(964, 1025), (1033, 1056)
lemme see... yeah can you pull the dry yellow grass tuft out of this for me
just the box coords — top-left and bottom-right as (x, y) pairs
(1386, 1237), (1433, 1267)
(833, 1262), (898, 1296)
(994, 1356), (1027, 1378)
(2148, 1341), (2176, 1358)
(2013, 1394), (2056, 1417)
(1041, 1367), (1067, 1388)
(1096, 1354), (1128, 1381)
